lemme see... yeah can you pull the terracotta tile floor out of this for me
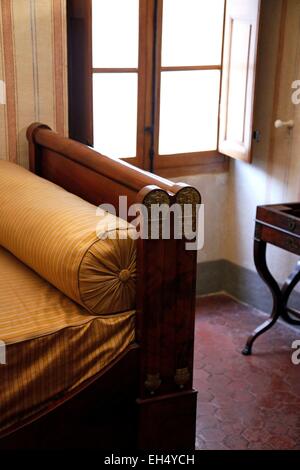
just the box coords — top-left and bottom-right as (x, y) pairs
(194, 294), (300, 450)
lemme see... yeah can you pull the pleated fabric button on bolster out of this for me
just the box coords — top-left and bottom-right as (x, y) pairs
(119, 269), (131, 283)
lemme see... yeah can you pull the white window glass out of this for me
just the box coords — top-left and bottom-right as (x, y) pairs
(93, 74), (138, 158)
(159, 71), (220, 155)
(161, 0), (225, 66)
(92, 0), (139, 68)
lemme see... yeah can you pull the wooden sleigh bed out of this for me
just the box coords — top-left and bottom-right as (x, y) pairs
(0, 123), (200, 450)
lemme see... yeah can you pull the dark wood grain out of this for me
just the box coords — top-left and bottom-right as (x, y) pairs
(67, 0), (93, 146)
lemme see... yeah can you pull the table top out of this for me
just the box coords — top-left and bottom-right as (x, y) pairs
(256, 203), (300, 237)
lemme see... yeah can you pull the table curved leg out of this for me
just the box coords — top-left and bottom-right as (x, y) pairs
(281, 260), (300, 325)
(242, 239), (283, 356)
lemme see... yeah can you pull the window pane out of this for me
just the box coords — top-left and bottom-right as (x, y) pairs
(93, 74), (138, 158)
(161, 0), (225, 66)
(159, 71), (220, 155)
(92, 0), (139, 68)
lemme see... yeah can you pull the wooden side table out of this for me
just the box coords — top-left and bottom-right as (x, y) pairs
(242, 203), (300, 355)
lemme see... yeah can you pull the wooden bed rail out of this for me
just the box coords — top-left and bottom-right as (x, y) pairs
(25, 123), (200, 448)
(27, 123), (201, 208)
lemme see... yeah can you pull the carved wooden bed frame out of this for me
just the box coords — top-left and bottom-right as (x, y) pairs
(0, 123), (201, 450)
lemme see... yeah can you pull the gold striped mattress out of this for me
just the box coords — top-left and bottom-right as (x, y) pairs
(0, 246), (135, 435)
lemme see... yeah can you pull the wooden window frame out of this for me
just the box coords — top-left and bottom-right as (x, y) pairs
(67, 0), (260, 176)
(90, 1), (148, 168)
(149, 0), (227, 176)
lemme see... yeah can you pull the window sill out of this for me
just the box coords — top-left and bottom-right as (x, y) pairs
(153, 152), (229, 178)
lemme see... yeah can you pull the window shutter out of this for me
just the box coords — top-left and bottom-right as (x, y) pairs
(218, 0), (261, 162)
(67, 0), (93, 146)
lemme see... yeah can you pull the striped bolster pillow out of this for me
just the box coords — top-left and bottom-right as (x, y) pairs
(0, 161), (136, 315)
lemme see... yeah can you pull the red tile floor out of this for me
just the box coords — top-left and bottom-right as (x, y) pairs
(194, 294), (300, 450)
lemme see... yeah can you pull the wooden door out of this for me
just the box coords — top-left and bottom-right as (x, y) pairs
(267, 0), (300, 201)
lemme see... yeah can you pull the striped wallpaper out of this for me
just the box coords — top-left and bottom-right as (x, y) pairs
(0, 0), (68, 168)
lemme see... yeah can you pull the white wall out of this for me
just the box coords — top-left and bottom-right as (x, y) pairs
(174, 173), (228, 263)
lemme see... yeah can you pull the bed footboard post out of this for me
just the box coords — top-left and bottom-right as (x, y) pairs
(135, 185), (201, 450)
(137, 390), (197, 450)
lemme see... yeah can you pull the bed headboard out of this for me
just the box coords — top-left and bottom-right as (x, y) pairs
(27, 123), (200, 210)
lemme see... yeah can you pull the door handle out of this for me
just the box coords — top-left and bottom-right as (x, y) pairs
(274, 119), (294, 129)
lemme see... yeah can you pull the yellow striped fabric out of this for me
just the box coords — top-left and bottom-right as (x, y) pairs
(0, 246), (135, 434)
(0, 161), (137, 315)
